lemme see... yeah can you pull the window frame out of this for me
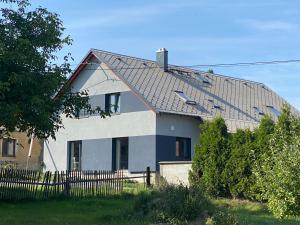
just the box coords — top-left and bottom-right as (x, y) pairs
(67, 140), (82, 171)
(1, 138), (17, 157)
(105, 92), (121, 114)
(175, 137), (191, 161)
(112, 137), (129, 171)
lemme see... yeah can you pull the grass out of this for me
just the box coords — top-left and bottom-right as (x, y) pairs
(0, 196), (149, 225)
(213, 198), (300, 225)
(0, 189), (299, 225)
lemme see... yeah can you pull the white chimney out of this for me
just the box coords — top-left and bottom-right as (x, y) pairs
(156, 48), (168, 71)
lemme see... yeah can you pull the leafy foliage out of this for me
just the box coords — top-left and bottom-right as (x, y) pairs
(222, 129), (256, 199)
(205, 210), (240, 225)
(190, 117), (230, 196)
(133, 184), (213, 225)
(255, 106), (300, 218)
(190, 106), (300, 218)
(0, 0), (107, 139)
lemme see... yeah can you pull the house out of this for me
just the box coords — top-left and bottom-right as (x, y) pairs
(0, 132), (43, 170)
(43, 48), (300, 172)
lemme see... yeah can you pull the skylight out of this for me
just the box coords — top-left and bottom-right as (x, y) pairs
(195, 74), (211, 85)
(207, 99), (222, 110)
(253, 106), (265, 115)
(174, 91), (196, 105)
(266, 105), (281, 117)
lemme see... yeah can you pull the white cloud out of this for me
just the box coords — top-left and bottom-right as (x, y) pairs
(238, 19), (299, 31)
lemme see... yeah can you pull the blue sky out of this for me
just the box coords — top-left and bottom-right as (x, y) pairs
(31, 0), (300, 109)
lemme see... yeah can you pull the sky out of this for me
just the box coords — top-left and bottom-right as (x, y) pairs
(29, 0), (300, 109)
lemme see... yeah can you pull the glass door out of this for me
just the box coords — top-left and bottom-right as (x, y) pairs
(112, 137), (128, 170)
(68, 141), (82, 170)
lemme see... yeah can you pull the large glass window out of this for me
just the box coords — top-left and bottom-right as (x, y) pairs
(105, 93), (120, 113)
(1, 138), (16, 157)
(68, 141), (82, 170)
(112, 137), (128, 170)
(175, 137), (190, 160)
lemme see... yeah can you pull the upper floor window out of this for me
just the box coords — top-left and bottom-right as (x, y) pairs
(1, 138), (17, 157)
(105, 92), (120, 113)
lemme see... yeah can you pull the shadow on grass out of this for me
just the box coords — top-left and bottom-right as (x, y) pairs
(215, 198), (300, 225)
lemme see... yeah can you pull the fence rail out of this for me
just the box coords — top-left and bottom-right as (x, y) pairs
(0, 169), (131, 200)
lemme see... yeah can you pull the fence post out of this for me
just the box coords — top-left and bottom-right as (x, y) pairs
(64, 171), (70, 197)
(146, 166), (151, 187)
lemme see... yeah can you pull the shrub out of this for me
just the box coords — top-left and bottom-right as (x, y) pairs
(133, 184), (213, 225)
(190, 117), (230, 197)
(255, 106), (300, 217)
(205, 210), (240, 225)
(222, 129), (256, 199)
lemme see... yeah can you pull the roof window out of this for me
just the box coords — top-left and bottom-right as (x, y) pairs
(266, 105), (281, 117)
(253, 106), (265, 115)
(195, 74), (211, 85)
(174, 91), (196, 105)
(207, 99), (222, 110)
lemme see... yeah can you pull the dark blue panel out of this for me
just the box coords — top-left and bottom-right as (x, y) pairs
(156, 135), (191, 170)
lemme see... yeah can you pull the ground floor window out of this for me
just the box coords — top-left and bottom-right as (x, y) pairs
(68, 140), (82, 170)
(112, 137), (128, 170)
(1, 138), (17, 157)
(175, 137), (191, 160)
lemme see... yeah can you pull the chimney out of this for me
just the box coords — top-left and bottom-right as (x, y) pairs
(156, 48), (168, 71)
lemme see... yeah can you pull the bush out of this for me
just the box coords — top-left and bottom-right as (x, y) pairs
(190, 117), (230, 197)
(255, 106), (300, 217)
(133, 184), (213, 225)
(222, 129), (256, 199)
(205, 210), (240, 225)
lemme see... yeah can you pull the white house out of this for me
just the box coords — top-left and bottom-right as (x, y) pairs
(44, 48), (299, 172)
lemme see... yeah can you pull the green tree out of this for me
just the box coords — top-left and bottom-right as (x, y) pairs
(0, 0), (107, 139)
(190, 117), (229, 196)
(255, 105), (300, 217)
(222, 129), (255, 199)
(251, 115), (275, 200)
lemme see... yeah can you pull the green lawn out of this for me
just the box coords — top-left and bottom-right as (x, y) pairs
(213, 198), (300, 225)
(0, 195), (299, 225)
(0, 196), (149, 225)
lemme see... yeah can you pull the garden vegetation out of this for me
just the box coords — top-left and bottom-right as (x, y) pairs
(190, 105), (300, 218)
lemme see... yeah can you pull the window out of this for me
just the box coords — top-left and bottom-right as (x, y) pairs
(112, 137), (128, 170)
(195, 74), (211, 85)
(266, 105), (281, 117)
(174, 91), (196, 105)
(208, 99), (222, 110)
(1, 138), (17, 157)
(105, 93), (120, 113)
(175, 137), (191, 160)
(253, 106), (265, 115)
(68, 141), (82, 170)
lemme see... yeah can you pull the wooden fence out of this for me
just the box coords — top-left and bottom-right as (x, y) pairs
(0, 169), (127, 200)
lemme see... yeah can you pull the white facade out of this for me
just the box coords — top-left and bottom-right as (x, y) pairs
(44, 58), (203, 172)
(44, 61), (157, 171)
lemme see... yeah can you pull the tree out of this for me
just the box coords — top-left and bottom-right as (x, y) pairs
(207, 69), (214, 74)
(0, 0), (107, 139)
(222, 129), (256, 199)
(190, 117), (229, 196)
(255, 105), (300, 217)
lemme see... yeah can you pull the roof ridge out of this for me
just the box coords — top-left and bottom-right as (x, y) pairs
(91, 48), (265, 86)
(91, 48), (157, 64)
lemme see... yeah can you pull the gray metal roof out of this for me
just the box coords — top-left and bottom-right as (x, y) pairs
(91, 49), (300, 131)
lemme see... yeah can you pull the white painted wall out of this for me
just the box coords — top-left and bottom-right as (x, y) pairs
(44, 60), (156, 171)
(72, 60), (131, 94)
(81, 139), (112, 170)
(129, 135), (156, 172)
